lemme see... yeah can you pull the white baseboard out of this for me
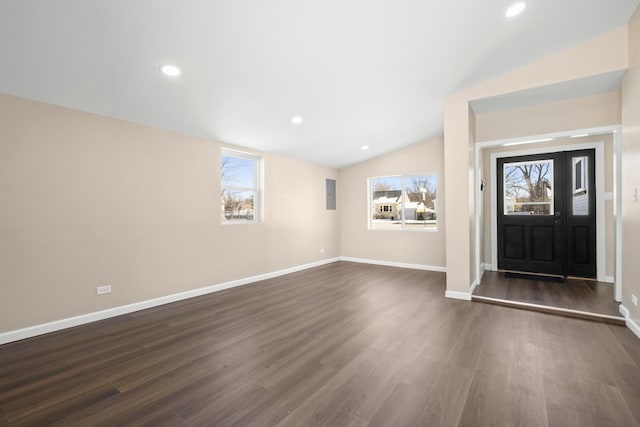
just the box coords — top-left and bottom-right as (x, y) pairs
(620, 305), (640, 340)
(445, 290), (472, 301)
(482, 263), (494, 272)
(469, 280), (479, 295)
(604, 276), (614, 284)
(0, 257), (341, 345)
(627, 318), (640, 340)
(620, 304), (629, 318)
(477, 265), (485, 286)
(340, 256), (446, 273)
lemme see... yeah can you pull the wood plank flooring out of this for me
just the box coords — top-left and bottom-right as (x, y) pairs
(474, 271), (623, 321)
(1, 261), (639, 426)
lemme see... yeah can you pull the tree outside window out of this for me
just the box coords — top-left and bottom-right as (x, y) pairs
(370, 174), (437, 231)
(503, 160), (553, 215)
(221, 149), (260, 223)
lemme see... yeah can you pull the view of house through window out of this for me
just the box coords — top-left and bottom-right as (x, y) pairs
(221, 149), (260, 223)
(370, 174), (437, 230)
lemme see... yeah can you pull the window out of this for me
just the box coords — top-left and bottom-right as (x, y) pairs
(572, 155), (589, 216)
(503, 159), (553, 216)
(369, 174), (437, 231)
(221, 149), (261, 223)
(572, 156), (587, 195)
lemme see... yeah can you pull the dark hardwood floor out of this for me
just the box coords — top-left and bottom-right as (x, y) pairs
(1, 261), (640, 426)
(474, 271), (623, 322)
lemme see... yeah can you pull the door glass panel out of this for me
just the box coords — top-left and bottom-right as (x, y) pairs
(503, 159), (554, 215)
(572, 156), (588, 216)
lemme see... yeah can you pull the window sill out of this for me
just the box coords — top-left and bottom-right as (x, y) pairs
(222, 220), (260, 225)
(368, 227), (438, 233)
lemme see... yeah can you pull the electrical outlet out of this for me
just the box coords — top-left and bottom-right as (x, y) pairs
(633, 295), (638, 306)
(96, 285), (111, 295)
(320, 248), (326, 254)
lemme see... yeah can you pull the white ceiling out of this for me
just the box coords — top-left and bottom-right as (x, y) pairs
(0, 1), (637, 168)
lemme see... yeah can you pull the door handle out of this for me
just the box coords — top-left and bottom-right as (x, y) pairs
(555, 220), (562, 225)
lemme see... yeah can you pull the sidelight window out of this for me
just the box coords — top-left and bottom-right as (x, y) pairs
(572, 156), (589, 216)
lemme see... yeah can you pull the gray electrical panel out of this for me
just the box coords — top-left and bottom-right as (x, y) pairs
(326, 179), (336, 210)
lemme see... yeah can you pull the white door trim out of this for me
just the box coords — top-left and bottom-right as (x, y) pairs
(614, 130), (623, 302)
(474, 125), (620, 300)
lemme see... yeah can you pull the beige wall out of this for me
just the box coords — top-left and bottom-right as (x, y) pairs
(444, 27), (629, 294)
(339, 138), (445, 268)
(2, 18), (638, 335)
(476, 91), (622, 142)
(0, 93), (339, 333)
(443, 100), (473, 293)
(622, 6), (640, 323)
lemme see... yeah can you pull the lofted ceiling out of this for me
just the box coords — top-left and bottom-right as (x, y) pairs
(0, 0), (637, 168)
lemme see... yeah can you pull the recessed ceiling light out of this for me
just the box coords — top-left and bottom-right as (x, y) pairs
(361, 145), (370, 151)
(505, 2), (526, 18)
(291, 116), (303, 125)
(161, 64), (181, 77)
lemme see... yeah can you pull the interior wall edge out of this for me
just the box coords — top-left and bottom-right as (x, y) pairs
(445, 290), (472, 301)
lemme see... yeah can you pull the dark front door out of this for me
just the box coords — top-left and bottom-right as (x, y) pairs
(497, 150), (596, 278)
(564, 149), (597, 278)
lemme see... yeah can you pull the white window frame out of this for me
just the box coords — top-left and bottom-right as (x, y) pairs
(221, 148), (261, 224)
(368, 173), (438, 232)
